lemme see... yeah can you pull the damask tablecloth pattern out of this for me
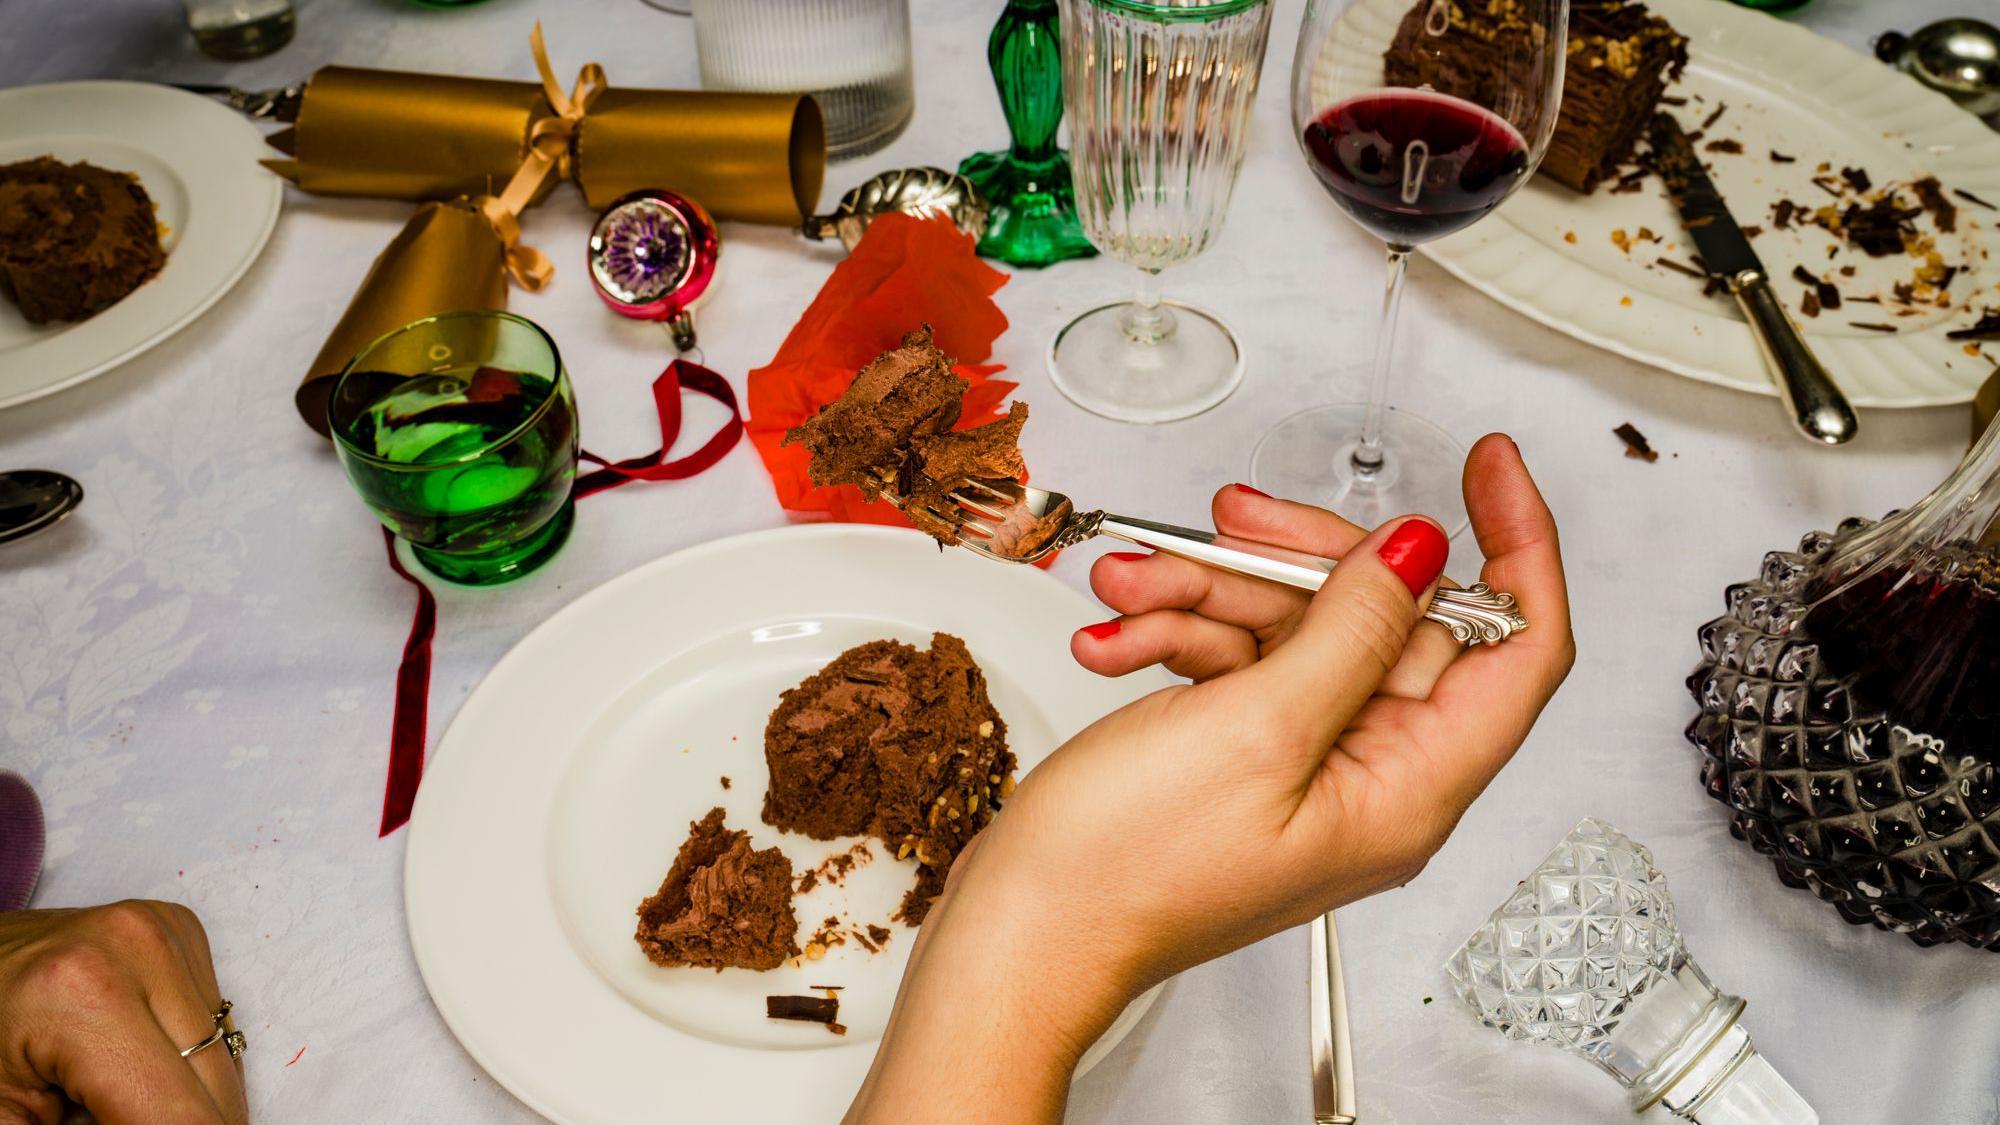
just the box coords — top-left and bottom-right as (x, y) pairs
(3, 2), (1997, 1122)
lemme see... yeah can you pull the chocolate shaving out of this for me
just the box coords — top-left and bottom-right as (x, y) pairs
(1839, 167), (1872, 193)
(1947, 312), (2000, 341)
(766, 994), (843, 1029)
(1849, 322), (1899, 333)
(1740, 225), (1762, 239)
(807, 984), (844, 991)
(1610, 177), (1646, 194)
(1770, 150), (1796, 164)
(1655, 257), (1705, 279)
(1700, 104), (1728, 131)
(1661, 95), (1688, 106)
(867, 924), (891, 945)
(1953, 187), (1996, 211)
(1800, 290), (1821, 318)
(1843, 198), (1918, 257)
(1704, 138), (1743, 154)
(1791, 266), (1819, 287)
(1849, 294), (1882, 304)
(1818, 282), (1841, 310)
(1613, 422), (1659, 463)
(1909, 176), (1958, 233)
(1772, 199), (1797, 229)
(1809, 176), (1843, 198)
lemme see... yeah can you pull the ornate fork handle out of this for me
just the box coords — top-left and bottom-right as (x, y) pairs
(1066, 513), (1528, 645)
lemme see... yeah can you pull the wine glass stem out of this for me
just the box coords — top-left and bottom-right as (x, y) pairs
(1120, 268), (1176, 344)
(1351, 244), (1412, 481)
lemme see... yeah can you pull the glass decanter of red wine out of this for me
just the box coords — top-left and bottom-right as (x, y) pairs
(1687, 418), (2000, 951)
(1251, 0), (1568, 533)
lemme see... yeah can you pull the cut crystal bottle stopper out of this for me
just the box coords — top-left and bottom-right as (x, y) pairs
(1444, 818), (1816, 1125)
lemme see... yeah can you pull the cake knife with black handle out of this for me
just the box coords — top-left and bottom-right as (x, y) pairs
(1649, 113), (1858, 445)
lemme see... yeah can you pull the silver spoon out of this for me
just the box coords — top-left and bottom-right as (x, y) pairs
(0, 470), (84, 545)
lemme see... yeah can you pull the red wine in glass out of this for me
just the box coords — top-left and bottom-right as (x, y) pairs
(1302, 90), (1530, 247)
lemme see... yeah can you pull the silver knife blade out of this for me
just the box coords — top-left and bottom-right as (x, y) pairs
(1648, 113), (1761, 279)
(1310, 913), (1358, 1124)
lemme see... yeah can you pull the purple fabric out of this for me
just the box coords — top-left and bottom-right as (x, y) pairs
(0, 771), (43, 912)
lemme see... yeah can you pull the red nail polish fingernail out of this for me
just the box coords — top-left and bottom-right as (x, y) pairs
(1081, 620), (1122, 640)
(1107, 551), (1150, 563)
(1377, 520), (1448, 596)
(1232, 483), (1271, 498)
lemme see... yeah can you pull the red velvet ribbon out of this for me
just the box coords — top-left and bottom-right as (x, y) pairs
(377, 360), (742, 836)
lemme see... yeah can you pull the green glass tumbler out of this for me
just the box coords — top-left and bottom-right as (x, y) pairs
(329, 311), (579, 586)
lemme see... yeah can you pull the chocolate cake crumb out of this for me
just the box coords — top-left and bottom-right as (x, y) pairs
(1800, 290), (1821, 318)
(720, 776), (732, 790)
(635, 808), (799, 971)
(1818, 282), (1841, 309)
(1839, 166), (1872, 193)
(1910, 176), (1958, 234)
(1613, 422), (1660, 462)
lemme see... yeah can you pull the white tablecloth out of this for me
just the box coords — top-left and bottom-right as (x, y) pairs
(4, 1), (1997, 1121)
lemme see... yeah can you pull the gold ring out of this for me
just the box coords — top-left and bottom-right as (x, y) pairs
(179, 999), (247, 1060)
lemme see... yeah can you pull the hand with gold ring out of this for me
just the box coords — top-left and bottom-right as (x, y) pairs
(0, 901), (248, 1124)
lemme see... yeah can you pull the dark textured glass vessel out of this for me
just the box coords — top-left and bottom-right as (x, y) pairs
(1687, 422), (2000, 951)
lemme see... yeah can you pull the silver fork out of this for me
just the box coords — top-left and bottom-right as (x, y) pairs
(923, 478), (1528, 645)
(167, 81), (303, 120)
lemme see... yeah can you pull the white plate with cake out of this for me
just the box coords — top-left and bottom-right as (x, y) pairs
(0, 82), (281, 408)
(405, 524), (1172, 1124)
(1318, 0), (2000, 407)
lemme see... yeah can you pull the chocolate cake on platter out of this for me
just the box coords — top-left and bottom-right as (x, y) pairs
(0, 157), (167, 323)
(634, 807), (799, 971)
(763, 633), (1015, 925)
(1384, 0), (1687, 193)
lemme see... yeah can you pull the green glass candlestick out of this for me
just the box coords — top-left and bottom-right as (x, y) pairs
(958, 0), (1095, 267)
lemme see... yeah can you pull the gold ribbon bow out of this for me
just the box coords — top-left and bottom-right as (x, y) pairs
(477, 22), (608, 291)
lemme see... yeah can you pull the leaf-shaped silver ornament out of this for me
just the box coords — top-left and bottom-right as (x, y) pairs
(801, 167), (992, 251)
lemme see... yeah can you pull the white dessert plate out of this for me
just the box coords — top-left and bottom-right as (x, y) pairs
(406, 524), (1171, 1125)
(1323, 0), (2000, 407)
(0, 82), (282, 409)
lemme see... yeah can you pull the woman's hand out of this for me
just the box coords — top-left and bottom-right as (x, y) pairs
(848, 433), (1573, 1123)
(0, 901), (247, 1125)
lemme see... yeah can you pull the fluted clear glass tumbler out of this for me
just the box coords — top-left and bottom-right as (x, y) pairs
(692, 0), (913, 158)
(1051, 0), (1274, 424)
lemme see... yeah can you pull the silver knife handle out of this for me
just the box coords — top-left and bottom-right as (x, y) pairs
(1095, 515), (1528, 645)
(1729, 268), (1859, 445)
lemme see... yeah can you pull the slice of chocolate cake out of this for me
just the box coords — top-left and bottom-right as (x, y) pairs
(635, 807), (799, 971)
(763, 634), (1015, 925)
(1384, 0), (1687, 194)
(783, 325), (1028, 544)
(0, 157), (167, 324)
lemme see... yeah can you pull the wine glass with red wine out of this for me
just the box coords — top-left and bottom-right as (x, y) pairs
(1250, 0), (1567, 533)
